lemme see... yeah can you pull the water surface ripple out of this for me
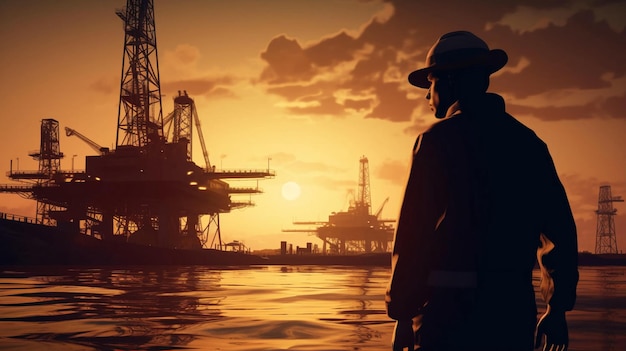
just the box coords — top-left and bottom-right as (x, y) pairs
(0, 266), (624, 350)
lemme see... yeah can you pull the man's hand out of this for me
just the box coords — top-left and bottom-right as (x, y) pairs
(535, 307), (568, 350)
(392, 319), (414, 351)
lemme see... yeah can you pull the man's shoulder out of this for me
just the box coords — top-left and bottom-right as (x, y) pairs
(419, 111), (549, 157)
(422, 113), (470, 137)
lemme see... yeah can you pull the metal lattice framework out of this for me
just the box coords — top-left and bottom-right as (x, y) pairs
(29, 119), (64, 225)
(595, 185), (624, 254)
(115, 0), (163, 148)
(165, 90), (212, 170)
(171, 92), (194, 160)
(355, 156), (371, 215)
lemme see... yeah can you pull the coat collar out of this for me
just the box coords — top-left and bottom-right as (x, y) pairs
(444, 93), (506, 118)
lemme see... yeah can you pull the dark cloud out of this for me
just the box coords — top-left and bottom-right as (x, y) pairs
(507, 90), (626, 121)
(259, 35), (315, 84)
(306, 32), (362, 67)
(257, 0), (626, 125)
(492, 10), (626, 97)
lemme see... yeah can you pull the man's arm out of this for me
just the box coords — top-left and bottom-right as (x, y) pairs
(537, 147), (578, 312)
(535, 145), (578, 349)
(386, 132), (447, 321)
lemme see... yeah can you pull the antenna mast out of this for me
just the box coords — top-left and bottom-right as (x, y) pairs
(115, 0), (164, 148)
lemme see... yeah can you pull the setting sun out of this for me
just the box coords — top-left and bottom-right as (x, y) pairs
(281, 181), (301, 201)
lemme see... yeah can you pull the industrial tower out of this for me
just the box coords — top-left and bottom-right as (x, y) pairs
(354, 156), (371, 216)
(30, 119), (64, 225)
(4, 119), (66, 225)
(115, 0), (163, 148)
(284, 156), (395, 254)
(595, 185), (624, 254)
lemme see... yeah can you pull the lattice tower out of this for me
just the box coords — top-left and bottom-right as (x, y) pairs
(356, 156), (371, 215)
(29, 119), (64, 225)
(172, 91), (194, 160)
(115, 0), (164, 148)
(595, 185), (624, 254)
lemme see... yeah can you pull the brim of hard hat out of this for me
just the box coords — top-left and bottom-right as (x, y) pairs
(408, 49), (508, 89)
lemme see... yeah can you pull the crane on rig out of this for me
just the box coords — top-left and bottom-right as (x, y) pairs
(65, 127), (110, 155)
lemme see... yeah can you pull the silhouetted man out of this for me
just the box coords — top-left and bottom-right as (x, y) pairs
(386, 31), (579, 351)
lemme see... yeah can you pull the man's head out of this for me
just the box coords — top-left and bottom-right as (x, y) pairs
(409, 31), (508, 118)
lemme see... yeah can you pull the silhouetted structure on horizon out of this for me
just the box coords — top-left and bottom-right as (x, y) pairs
(595, 184), (623, 254)
(283, 156), (395, 254)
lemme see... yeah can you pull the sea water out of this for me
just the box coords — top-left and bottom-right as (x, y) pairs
(0, 265), (624, 351)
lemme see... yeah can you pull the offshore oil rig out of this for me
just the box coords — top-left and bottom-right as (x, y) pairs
(0, 0), (273, 250)
(283, 156), (395, 254)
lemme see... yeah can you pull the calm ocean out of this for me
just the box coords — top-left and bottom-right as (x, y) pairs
(0, 265), (624, 351)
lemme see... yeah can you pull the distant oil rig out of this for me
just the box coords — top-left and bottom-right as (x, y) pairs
(0, 0), (273, 250)
(283, 156), (395, 254)
(595, 184), (623, 254)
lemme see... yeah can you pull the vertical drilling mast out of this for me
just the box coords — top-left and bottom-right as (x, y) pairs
(165, 90), (212, 170)
(171, 91), (194, 161)
(595, 185), (624, 254)
(115, 0), (164, 148)
(355, 156), (371, 215)
(29, 119), (64, 225)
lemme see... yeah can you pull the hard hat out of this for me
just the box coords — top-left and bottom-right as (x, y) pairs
(408, 31), (508, 89)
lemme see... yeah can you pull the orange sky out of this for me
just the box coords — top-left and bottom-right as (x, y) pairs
(0, 0), (624, 253)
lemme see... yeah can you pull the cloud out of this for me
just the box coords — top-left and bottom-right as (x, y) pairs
(171, 44), (201, 65)
(256, 0), (626, 125)
(89, 76), (117, 95)
(259, 35), (315, 84)
(161, 76), (237, 99)
(492, 10), (626, 97)
(289, 159), (345, 174)
(267, 152), (346, 175)
(373, 158), (408, 185)
(309, 174), (357, 193)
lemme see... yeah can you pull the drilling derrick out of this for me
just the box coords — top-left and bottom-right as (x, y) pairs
(30, 119), (64, 225)
(595, 185), (624, 254)
(354, 156), (371, 216)
(166, 90), (212, 171)
(170, 91), (194, 161)
(115, 0), (163, 148)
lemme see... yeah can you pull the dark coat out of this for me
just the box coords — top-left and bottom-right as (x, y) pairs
(385, 93), (578, 350)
